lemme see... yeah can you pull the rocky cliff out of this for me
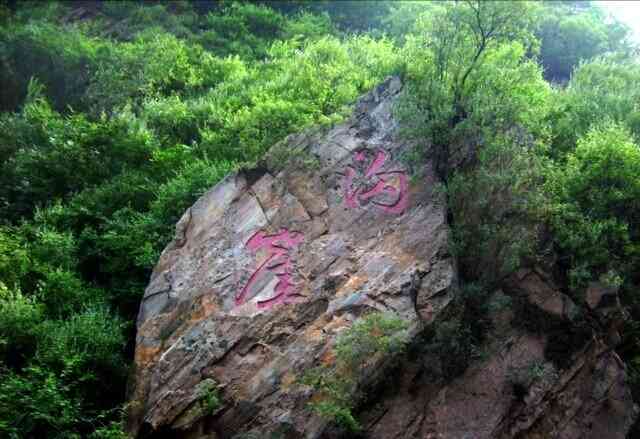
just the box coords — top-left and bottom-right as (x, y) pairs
(127, 78), (638, 438)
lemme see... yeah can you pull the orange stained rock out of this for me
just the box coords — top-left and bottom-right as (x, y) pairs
(280, 371), (297, 391)
(336, 274), (367, 297)
(190, 293), (219, 321)
(134, 345), (162, 367)
(320, 349), (336, 367)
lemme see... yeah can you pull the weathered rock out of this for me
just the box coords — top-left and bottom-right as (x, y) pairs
(128, 78), (638, 439)
(586, 281), (620, 311)
(359, 284), (638, 439)
(505, 268), (578, 322)
(585, 282), (628, 350)
(128, 77), (456, 438)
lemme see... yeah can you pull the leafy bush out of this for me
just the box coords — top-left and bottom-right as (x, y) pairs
(196, 2), (287, 59)
(0, 19), (99, 111)
(547, 123), (640, 290)
(302, 312), (408, 432)
(448, 133), (547, 284)
(399, 3), (551, 285)
(88, 418), (127, 439)
(0, 91), (155, 221)
(0, 228), (30, 288)
(0, 284), (43, 366)
(0, 365), (83, 439)
(398, 1), (540, 176)
(34, 307), (128, 411)
(551, 56), (640, 156)
(196, 379), (222, 415)
(537, 2), (632, 82)
(86, 31), (204, 112)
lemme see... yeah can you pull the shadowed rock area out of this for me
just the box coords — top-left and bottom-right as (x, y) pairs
(360, 270), (637, 439)
(127, 78), (637, 439)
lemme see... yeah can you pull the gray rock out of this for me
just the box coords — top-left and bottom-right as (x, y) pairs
(127, 77), (456, 438)
(128, 78), (637, 439)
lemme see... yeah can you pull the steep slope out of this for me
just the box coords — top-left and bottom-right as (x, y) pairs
(128, 77), (457, 438)
(361, 270), (637, 438)
(127, 78), (637, 439)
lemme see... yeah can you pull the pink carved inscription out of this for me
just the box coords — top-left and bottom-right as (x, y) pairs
(342, 149), (409, 214)
(236, 229), (304, 309)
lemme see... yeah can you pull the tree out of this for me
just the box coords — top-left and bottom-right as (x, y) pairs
(547, 123), (640, 290)
(550, 55), (640, 156)
(399, 1), (539, 176)
(537, 1), (632, 82)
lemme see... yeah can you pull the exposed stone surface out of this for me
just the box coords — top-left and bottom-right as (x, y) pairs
(505, 269), (579, 322)
(128, 78), (637, 439)
(586, 281), (621, 312)
(360, 275), (638, 439)
(128, 77), (456, 438)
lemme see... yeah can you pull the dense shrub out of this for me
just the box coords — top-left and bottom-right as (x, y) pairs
(0, 284), (43, 367)
(0, 365), (83, 439)
(547, 123), (640, 290)
(302, 312), (409, 432)
(0, 88), (156, 221)
(551, 56), (640, 156)
(0, 17), (98, 111)
(397, 1), (539, 176)
(448, 133), (547, 284)
(536, 2), (632, 82)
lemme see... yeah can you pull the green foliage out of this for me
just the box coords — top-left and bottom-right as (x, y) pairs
(0, 228), (29, 288)
(379, 1), (633, 84)
(197, 2), (286, 59)
(547, 123), (640, 290)
(0, 365), (83, 439)
(89, 420), (127, 439)
(398, 1), (541, 176)
(427, 318), (476, 377)
(383, 1), (437, 43)
(551, 56), (640, 156)
(0, 19), (100, 111)
(333, 312), (409, 371)
(295, 1), (394, 33)
(0, 91), (155, 221)
(86, 31), (206, 112)
(2, 305), (128, 436)
(0, 283), (43, 365)
(99, 2), (197, 41)
(265, 140), (322, 173)
(417, 283), (492, 381)
(399, 1), (551, 285)
(537, 2), (632, 82)
(460, 42), (551, 138)
(308, 400), (360, 433)
(196, 379), (222, 415)
(35, 307), (127, 385)
(302, 312), (408, 432)
(448, 132), (547, 284)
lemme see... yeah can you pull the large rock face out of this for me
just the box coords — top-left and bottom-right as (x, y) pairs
(128, 77), (456, 438)
(361, 269), (638, 439)
(128, 78), (638, 438)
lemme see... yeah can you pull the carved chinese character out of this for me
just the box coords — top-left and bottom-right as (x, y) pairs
(342, 149), (409, 214)
(236, 229), (304, 309)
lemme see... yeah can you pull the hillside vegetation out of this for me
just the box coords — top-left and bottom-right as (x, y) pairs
(0, 1), (639, 437)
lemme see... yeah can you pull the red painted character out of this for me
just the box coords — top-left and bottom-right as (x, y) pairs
(342, 149), (409, 214)
(236, 229), (304, 309)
